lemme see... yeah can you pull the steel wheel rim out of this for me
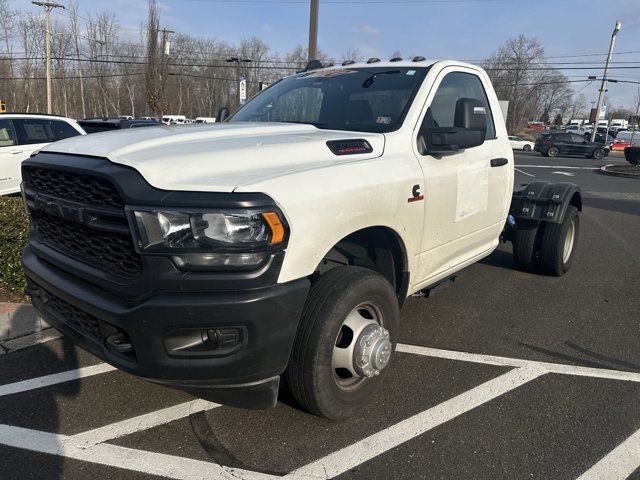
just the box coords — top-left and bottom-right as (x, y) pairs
(563, 219), (576, 264)
(332, 302), (384, 391)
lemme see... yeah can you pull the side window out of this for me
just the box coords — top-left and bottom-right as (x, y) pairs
(557, 133), (572, 143)
(425, 71), (496, 140)
(571, 134), (585, 143)
(13, 119), (56, 145)
(52, 120), (81, 140)
(0, 119), (17, 147)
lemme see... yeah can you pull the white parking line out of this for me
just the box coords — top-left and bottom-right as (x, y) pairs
(0, 424), (276, 480)
(396, 344), (640, 383)
(286, 365), (546, 479)
(576, 428), (640, 480)
(2, 345), (640, 479)
(72, 399), (220, 448)
(514, 168), (535, 177)
(515, 165), (599, 170)
(0, 363), (116, 397)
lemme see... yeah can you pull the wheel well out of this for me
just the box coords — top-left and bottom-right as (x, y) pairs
(315, 227), (408, 304)
(569, 191), (582, 211)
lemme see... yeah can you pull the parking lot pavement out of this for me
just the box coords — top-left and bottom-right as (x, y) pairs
(1, 152), (639, 480)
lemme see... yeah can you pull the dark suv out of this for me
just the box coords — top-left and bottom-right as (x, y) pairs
(534, 133), (608, 159)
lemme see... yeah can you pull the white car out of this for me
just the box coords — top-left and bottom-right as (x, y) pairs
(0, 114), (85, 195)
(508, 135), (534, 151)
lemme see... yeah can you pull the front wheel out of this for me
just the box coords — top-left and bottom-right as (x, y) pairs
(523, 144), (532, 151)
(547, 146), (560, 157)
(592, 148), (605, 159)
(285, 266), (399, 420)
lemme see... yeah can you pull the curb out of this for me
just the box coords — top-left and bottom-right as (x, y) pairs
(599, 165), (640, 179)
(0, 302), (50, 342)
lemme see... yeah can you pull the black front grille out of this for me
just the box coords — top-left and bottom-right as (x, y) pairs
(23, 166), (124, 208)
(32, 211), (142, 279)
(23, 165), (143, 279)
(43, 290), (102, 341)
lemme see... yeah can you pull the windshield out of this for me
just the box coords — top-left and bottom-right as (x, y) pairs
(230, 67), (429, 133)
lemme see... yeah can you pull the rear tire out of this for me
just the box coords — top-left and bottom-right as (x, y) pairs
(592, 148), (605, 159)
(523, 144), (532, 151)
(285, 266), (399, 420)
(512, 219), (539, 270)
(539, 206), (579, 276)
(547, 146), (559, 157)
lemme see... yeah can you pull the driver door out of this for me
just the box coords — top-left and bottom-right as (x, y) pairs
(412, 68), (511, 287)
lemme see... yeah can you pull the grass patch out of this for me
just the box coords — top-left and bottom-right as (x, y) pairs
(0, 196), (29, 300)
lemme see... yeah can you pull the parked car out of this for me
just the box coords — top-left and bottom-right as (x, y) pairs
(565, 125), (585, 135)
(508, 135), (534, 151)
(611, 130), (639, 151)
(535, 132), (608, 159)
(22, 59), (581, 420)
(0, 113), (85, 195)
(162, 115), (186, 125)
(78, 118), (162, 134)
(195, 117), (217, 123)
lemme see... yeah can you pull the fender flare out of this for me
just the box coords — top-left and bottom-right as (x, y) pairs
(510, 181), (581, 225)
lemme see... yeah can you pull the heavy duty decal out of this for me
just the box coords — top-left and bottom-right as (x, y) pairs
(326, 140), (373, 156)
(408, 184), (424, 203)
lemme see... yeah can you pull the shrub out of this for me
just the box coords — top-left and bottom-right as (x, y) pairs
(0, 196), (29, 295)
(624, 146), (640, 167)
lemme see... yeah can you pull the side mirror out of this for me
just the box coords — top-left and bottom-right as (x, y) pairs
(419, 98), (487, 155)
(216, 107), (230, 122)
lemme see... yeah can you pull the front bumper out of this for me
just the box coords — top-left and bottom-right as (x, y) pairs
(23, 246), (309, 409)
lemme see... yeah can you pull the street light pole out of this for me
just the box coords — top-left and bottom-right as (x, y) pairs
(32, 1), (65, 114)
(308, 0), (319, 62)
(591, 20), (621, 142)
(226, 57), (252, 108)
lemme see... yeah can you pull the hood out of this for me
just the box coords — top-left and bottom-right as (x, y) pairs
(43, 123), (385, 192)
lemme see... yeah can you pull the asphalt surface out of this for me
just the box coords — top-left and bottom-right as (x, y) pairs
(1, 150), (639, 480)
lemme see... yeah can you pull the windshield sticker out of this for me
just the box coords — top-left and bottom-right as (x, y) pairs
(298, 69), (358, 79)
(406, 70), (416, 76)
(376, 116), (392, 124)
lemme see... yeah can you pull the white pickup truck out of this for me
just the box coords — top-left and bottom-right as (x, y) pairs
(21, 59), (581, 420)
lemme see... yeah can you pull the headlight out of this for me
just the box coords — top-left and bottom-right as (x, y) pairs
(130, 208), (286, 270)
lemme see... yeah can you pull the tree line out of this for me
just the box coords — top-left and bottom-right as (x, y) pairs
(0, 0), (591, 132)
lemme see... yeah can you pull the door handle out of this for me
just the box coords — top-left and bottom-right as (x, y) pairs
(490, 158), (508, 167)
(10, 150), (23, 154)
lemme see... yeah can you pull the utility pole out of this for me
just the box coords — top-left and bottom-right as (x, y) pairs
(157, 27), (174, 118)
(308, 0), (319, 62)
(32, 1), (65, 114)
(226, 57), (252, 109)
(591, 20), (621, 142)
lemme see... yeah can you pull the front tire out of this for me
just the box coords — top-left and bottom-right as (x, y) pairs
(539, 206), (579, 276)
(523, 144), (532, 151)
(285, 266), (399, 420)
(592, 148), (605, 159)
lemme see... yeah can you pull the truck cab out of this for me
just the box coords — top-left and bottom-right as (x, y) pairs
(21, 60), (580, 420)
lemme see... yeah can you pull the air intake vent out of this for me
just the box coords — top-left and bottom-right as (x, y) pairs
(366, 58), (381, 64)
(326, 139), (373, 156)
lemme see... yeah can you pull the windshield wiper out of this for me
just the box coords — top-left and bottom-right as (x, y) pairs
(344, 68), (401, 88)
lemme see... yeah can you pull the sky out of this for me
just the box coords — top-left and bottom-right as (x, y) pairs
(16, 0), (640, 112)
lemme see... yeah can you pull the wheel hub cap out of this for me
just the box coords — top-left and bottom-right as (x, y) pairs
(353, 324), (392, 378)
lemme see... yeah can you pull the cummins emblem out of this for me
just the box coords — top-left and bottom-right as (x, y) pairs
(408, 184), (424, 203)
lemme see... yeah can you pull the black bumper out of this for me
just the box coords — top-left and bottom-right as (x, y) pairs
(23, 246), (309, 409)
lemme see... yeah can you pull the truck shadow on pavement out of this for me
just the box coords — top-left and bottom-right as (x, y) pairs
(582, 197), (640, 217)
(519, 341), (640, 373)
(0, 337), (79, 480)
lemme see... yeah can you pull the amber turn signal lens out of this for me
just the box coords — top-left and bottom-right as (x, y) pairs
(262, 211), (285, 245)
